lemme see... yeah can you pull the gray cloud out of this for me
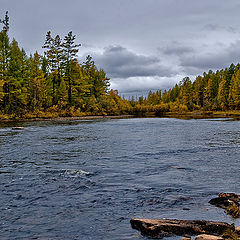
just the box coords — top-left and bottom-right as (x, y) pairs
(1, 0), (240, 94)
(93, 46), (175, 78)
(203, 24), (237, 33)
(180, 40), (240, 72)
(159, 43), (195, 56)
(110, 75), (182, 94)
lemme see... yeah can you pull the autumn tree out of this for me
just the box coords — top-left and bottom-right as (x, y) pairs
(229, 68), (240, 109)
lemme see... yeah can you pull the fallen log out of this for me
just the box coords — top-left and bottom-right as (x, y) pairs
(130, 218), (230, 238)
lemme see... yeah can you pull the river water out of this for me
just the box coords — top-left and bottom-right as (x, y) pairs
(1, 117), (240, 239)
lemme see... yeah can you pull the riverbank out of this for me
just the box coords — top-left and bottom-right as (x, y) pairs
(1, 110), (240, 122)
(0, 114), (134, 122)
(162, 110), (240, 120)
(138, 110), (240, 120)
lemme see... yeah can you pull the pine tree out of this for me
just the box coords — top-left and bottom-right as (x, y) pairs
(62, 31), (81, 105)
(0, 12), (10, 111)
(42, 31), (63, 105)
(4, 39), (27, 114)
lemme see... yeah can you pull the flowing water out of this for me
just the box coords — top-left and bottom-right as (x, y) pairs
(1, 117), (240, 240)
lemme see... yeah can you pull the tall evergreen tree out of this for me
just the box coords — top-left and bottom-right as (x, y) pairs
(42, 31), (63, 105)
(0, 12), (10, 111)
(62, 31), (81, 105)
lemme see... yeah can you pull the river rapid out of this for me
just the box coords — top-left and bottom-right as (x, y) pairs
(1, 117), (240, 239)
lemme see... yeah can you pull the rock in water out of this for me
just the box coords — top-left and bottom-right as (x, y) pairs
(209, 192), (240, 218)
(130, 218), (230, 238)
(209, 192), (240, 208)
(235, 226), (240, 234)
(12, 127), (24, 130)
(195, 234), (223, 240)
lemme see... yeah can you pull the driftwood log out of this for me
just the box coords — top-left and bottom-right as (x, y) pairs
(130, 218), (230, 238)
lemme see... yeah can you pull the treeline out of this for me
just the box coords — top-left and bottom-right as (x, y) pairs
(134, 63), (240, 115)
(0, 12), (131, 119)
(1, 12), (240, 120)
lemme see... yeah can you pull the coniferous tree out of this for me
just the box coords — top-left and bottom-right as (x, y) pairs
(28, 52), (47, 110)
(0, 11), (10, 111)
(42, 31), (63, 105)
(229, 68), (240, 109)
(62, 31), (81, 105)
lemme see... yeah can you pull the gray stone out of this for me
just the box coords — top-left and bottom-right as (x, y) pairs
(195, 234), (223, 240)
(130, 218), (230, 238)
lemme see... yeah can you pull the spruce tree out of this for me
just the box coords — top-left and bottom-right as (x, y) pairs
(62, 31), (81, 105)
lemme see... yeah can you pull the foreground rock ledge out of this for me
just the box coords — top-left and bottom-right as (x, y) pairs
(130, 218), (230, 238)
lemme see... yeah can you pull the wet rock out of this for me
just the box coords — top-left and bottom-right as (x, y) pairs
(209, 192), (240, 208)
(181, 236), (191, 240)
(235, 226), (240, 234)
(219, 192), (240, 201)
(12, 127), (24, 130)
(130, 218), (230, 238)
(194, 234), (223, 240)
(181, 234), (191, 240)
(209, 192), (240, 218)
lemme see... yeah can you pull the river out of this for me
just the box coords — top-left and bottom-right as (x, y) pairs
(0, 117), (240, 239)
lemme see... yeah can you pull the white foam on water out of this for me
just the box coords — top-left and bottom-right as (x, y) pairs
(64, 169), (90, 177)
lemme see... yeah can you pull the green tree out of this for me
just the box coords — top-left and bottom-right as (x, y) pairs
(62, 31), (81, 105)
(4, 39), (29, 114)
(42, 31), (63, 105)
(0, 12), (10, 111)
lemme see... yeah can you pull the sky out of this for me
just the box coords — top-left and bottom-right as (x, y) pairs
(1, 0), (240, 96)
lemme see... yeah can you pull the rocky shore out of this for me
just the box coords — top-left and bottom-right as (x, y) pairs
(131, 193), (240, 239)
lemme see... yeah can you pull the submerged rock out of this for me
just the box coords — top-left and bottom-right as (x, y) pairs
(130, 218), (230, 238)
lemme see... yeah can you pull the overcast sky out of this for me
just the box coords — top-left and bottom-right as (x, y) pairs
(1, 0), (240, 96)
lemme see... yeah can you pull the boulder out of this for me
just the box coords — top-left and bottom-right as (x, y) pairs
(130, 218), (230, 238)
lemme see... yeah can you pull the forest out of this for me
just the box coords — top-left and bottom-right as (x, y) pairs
(136, 63), (240, 116)
(1, 11), (240, 120)
(0, 12), (132, 119)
